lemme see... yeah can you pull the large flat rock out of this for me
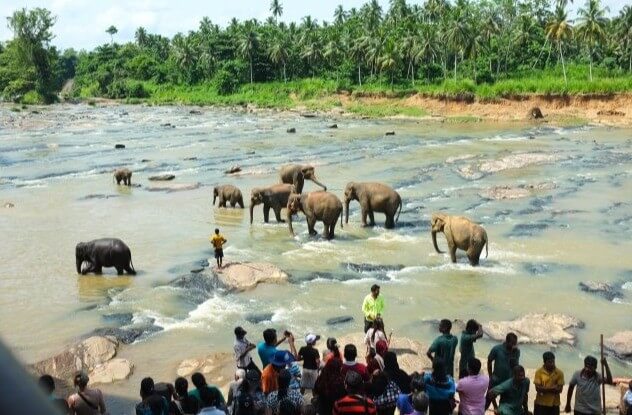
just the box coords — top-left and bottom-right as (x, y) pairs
(484, 313), (583, 346)
(146, 182), (200, 192)
(215, 262), (289, 292)
(176, 352), (235, 394)
(604, 331), (632, 360)
(337, 332), (431, 374)
(89, 358), (134, 384)
(458, 153), (564, 180)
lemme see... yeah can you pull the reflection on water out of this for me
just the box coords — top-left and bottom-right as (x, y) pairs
(1, 104), (631, 389)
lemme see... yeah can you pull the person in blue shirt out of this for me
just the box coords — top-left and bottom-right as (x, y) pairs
(423, 359), (456, 415)
(257, 328), (296, 367)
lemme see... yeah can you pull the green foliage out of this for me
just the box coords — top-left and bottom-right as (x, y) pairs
(21, 90), (45, 104)
(106, 79), (148, 99)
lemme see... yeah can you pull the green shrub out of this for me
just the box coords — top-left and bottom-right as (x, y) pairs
(21, 90), (44, 104)
(214, 69), (239, 95)
(106, 79), (148, 99)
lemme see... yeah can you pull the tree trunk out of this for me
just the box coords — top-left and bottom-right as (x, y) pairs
(250, 58), (253, 84)
(358, 64), (362, 86)
(454, 54), (457, 81)
(589, 54), (593, 82)
(559, 42), (567, 86)
(412, 63), (415, 87)
(283, 63), (287, 83)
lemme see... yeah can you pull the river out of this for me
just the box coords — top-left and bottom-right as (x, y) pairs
(0, 104), (630, 409)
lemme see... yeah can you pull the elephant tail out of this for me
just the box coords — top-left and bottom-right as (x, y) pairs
(485, 235), (489, 258)
(339, 208), (343, 229)
(129, 255), (137, 275)
(395, 197), (403, 224)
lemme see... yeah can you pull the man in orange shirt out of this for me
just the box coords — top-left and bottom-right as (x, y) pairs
(261, 350), (294, 395)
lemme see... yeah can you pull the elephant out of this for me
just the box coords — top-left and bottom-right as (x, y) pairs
(113, 168), (132, 186)
(279, 164), (327, 194)
(343, 182), (402, 229)
(287, 191), (343, 240)
(75, 238), (136, 275)
(431, 213), (489, 266)
(213, 185), (244, 208)
(250, 183), (293, 224)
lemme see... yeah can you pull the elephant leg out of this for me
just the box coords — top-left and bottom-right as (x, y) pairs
(219, 197), (226, 208)
(116, 178), (121, 185)
(467, 248), (481, 266)
(238, 199), (244, 209)
(328, 223), (336, 240)
(385, 214), (395, 229)
(115, 266), (124, 275)
(273, 206), (285, 223)
(449, 244), (458, 263)
(124, 263), (136, 275)
(230, 200), (236, 208)
(368, 210), (376, 226)
(307, 218), (317, 235)
(93, 264), (103, 274)
(361, 209), (368, 227)
(263, 204), (270, 223)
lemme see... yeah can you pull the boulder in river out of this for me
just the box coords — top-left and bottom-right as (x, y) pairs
(215, 262), (289, 292)
(29, 336), (121, 386)
(579, 281), (621, 301)
(176, 352), (234, 389)
(89, 358), (134, 384)
(245, 312), (274, 324)
(4, 202), (15, 208)
(457, 153), (563, 180)
(328, 124), (338, 129)
(189, 110), (203, 115)
(529, 107), (544, 119)
(286, 127), (296, 133)
(484, 313), (583, 346)
(385, 131), (396, 136)
(224, 166), (242, 174)
(338, 333), (431, 373)
(148, 174), (175, 181)
(168, 272), (222, 304)
(479, 186), (531, 200)
(114, 144), (125, 149)
(604, 331), (632, 360)
(326, 316), (354, 326)
(146, 182), (200, 192)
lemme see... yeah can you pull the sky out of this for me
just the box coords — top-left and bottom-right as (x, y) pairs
(0, 0), (629, 51)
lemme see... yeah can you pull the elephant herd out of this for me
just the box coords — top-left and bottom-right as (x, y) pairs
(212, 164), (489, 266)
(82, 164), (489, 276)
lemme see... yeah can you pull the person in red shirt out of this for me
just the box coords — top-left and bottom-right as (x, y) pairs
(334, 371), (377, 415)
(341, 344), (370, 383)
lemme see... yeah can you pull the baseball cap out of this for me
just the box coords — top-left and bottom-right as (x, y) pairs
(270, 350), (295, 367)
(305, 333), (320, 345)
(234, 326), (247, 336)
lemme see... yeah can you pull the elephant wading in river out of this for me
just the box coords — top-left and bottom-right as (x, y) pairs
(344, 182), (402, 229)
(431, 213), (488, 266)
(113, 168), (132, 186)
(279, 164), (327, 194)
(287, 191), (343, 240)
(213, 185), (244, 208)
(76, 238), (136, 275)
(250, 183), (293, 224)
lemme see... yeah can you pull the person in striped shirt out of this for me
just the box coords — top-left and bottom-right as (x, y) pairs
(334, 371), (377, 415)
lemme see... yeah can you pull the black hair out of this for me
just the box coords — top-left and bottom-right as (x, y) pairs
(440, 319), (452, 332)
(343, 344), (357, 361)
(38, 375), (55, 395)
(412, 391), (429, 413)
(327, 337), (341, 359)
(191, 372), (207, 389)
(215, 228), (220, 234)
(140, 377), (155, 399)
(371, 284), (380, 292)
(465, 319), (479, 333)
(432, 358), (447, 382)
(263, 328), (277, 345)
(277, 369), (291, 400)
(506, 332), (518, 343)
(279, 399), (300, 415)
(584, 356), (598, 367)
(543, 352), (555, 362)
(174, 377), (188, 397)
(200, 385), (221, 407)
(513, 365), (525, 375)
(410, 372), (425, 392)
(468, 358), (482, 375)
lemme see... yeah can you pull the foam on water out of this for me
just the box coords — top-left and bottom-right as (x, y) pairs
(367, 233), (420, 244)
(622, 282), (632, 291)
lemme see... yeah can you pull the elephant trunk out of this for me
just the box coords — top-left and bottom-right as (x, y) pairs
(311, 177), (327, 191)
(287, 209), (295, 236)
(249, 204), (255, 225)
(432, 230), (443, 254)
(212, 194), (217, 205)
(345, 199), (350, 224)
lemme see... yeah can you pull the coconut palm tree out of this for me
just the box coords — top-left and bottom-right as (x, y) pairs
(268, 33), (289, 82)
(615, 5), (632, 72)
(270, 0), (283, 24)
(446, 6), (471, 80)
(334, 5), (346, 26)
(576, 0), (608, 81)
(546, 5), (573, 85)
(238, 26), (259, 84)
(135, 27), (148, 47)
(106, 25), (118, 44)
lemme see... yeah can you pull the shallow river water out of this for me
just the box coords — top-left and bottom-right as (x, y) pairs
(0, 104), (631, 409)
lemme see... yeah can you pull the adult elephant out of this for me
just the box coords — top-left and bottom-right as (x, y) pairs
(213, 185), (244, 208)
(250, 183), (293, 224)
(113, 168), (132, 186)
(279, 164), (327, 194)
(287, 191), (343, 240)
(343, 182), (402, 229)
(431, 213), (488, 266)
(75, 238), (136, 275)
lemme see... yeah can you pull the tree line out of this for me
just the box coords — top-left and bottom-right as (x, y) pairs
(1, 0), (632, 103)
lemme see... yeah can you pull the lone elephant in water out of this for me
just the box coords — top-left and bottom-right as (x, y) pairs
(344, 182), (402, 229)
(75, 238), (136, 275)
(250, 183), (293, 224)
(431, 213), (488, 266)
(113, 168), (132, 186)
(287, 191), (343, 240)
(279, 164), (327, 194)
(213, 185), (244, 208)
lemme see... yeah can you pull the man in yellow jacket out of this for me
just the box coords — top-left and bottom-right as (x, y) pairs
(210, 228), (227, 269)
(362, 284), (385, 333)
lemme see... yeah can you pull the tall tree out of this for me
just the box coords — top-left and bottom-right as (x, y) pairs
(6, 7), (56, 101)
(238, 26), (259, 83)
(546, 4), (573, 85)
(615, 5), (632, 72)
(106, 25), (118, 44)
(576, 0), (608, 81)
(270, 0), (283, 24)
